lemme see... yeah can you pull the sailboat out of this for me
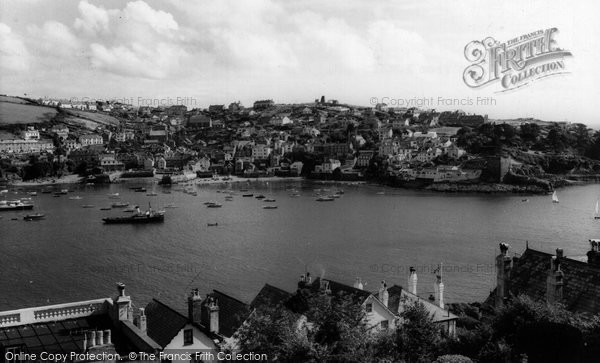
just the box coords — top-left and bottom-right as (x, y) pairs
(595, 200), (600, 220)
(552, 191), (559, 204)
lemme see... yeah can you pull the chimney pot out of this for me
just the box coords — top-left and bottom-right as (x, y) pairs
(408, 267), (418, 295)
(105, 330), (111, 345)
(117, 283), (125, 297)
(89, 331), (96, 348)
(97, 330), (103, 345)
(556, 248), (564, 258)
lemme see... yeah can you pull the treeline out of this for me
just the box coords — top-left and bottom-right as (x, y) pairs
(229, 292), (600, 363)
(456, 123), (600, 159)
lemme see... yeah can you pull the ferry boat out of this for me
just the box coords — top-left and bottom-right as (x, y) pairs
(103, 206), (165, 224)
(0, 200), (34, 211)
(24, 213), (45, 221)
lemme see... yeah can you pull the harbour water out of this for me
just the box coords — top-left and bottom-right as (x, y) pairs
(1, 181), (599, 313)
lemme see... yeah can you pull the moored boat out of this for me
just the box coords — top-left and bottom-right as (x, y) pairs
(263, 205), (278, 209)
(24, 213), (45, 221)
(552, 191), (559, 204)
(0, 200), (34, 211)
(111, 202), (129, 208)
(316, 196), (335, 202)
(103, 206), (165, 224)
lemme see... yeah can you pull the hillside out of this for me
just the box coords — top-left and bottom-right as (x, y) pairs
(0, 101), (58, 124)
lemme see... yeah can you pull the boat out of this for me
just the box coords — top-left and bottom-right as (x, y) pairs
(100, 207), (112, 210)
(135, 187), (147, 193)
(41, 189), (52, 194)
(107, 193), (120, 197)
(164, 204), (177, 208)
(207, 203), (222, 208)
(59, 189), (69, 194)
(242, 194), (254, 197)
(146, 192), (158, 196)
(124, 208), (136, 213)
(103, 206), (165, 224)
(316, 196), (335, 202)
(290, 193), (300, 197)
(264, 198), (276, 202)
(0, 200), (34, 211)
(111, 202), (130, 208)
(204, 201), (218, 205)
(552, 191), (559, 204)
(207, 222), (219, 226)
(595, 200), (600, 220)
(263, 205), (278, 209)
(522, 199), (529, 202)
(53, 194), (61, 198)
(376, 191), (385, 195)
(28, 192), (37, 196)
(69, 196), (83, 200)
(255, 195), (266, 199)
(24, 213), (45, 221)
(82, 205), (95, 208)
(0, 189), (8, 194)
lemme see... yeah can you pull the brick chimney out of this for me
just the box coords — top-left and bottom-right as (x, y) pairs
(408, 267), (417, 295)
(546, 250), (564, 304)
(434, 263), (445, 309)
(187, 288), (202, 324)
(378, 281), (389, 307)
(495, 243), (512, 306)
(587, 239), (600, 267)
(201, 296), (219, 334)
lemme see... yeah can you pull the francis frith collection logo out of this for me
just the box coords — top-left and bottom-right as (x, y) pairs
(463, 28), (572, 91)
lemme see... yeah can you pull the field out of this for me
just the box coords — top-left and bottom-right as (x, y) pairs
(0, 95), (31, 104)
(64, 109), (120, 126)
(0, 101), (58, 124)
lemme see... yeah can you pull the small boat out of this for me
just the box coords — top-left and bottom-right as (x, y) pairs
(240, 189), (249, 192)
(263, 205), (278, 209)
(332, 194), (341, 198)
(69, 196), (83, 200)
(264, 198), (276, 202)
(100, 207), (112, 210)
(552, 191), (559, 204)
(59, 189), (69, 194)
(0, 189), (8, 194)
(28, 192), (37, 196)
(146, 192), (158, 196)
(595, 200), (600, 220)
(164, 204), (177, 208)
(207, 203), (222, 208)
(107, 193), (120, 197)
(376, 191), (385, 195)
(111, 202), (129, 208)
(135, 187), (147, 193)
(207, 222), (219, 226)
(242, 194), (254, 197)
(41, 189), (52, 194)
(316, 196), (335, 202)
(290, 193), (300, 197)
(53, 194), (61, 198)
(255, 195), (266, 199)
(82, 204), (95, 208)
(24, 213), (45, 221)
(522, 199), (529, 202)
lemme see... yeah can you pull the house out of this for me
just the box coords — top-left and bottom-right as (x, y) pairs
(290, 161), (304, 176)
(490, 240), (600, 315)
(21, 127), (40, 140)
(253, 99), (274, 110)
(0, 284), (161, 361)
(356, 150), (374, 168)
(315, 159), (341, 173)
(379, 139), (399, 157)
(446, 144), (466, 159)
(147, 128), (168, 143)
(188, 114), (212, 129)
(65, 139), (81, 150)
(100, 154), (125, 172)
(51, 126), (69, 140)
(156, 157), (167, 170)
(251, 144), (272, 160)
(79, 134), (104, 147)
(269, 115), (292, 126)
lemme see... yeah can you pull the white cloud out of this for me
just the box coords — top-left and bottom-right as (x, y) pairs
(0, 23), (30, 71)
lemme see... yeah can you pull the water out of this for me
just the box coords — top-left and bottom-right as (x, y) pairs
(1, 181), (599, 313)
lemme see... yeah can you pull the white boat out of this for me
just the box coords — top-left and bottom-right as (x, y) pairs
(107, 193), (120, 197)
(595, 200), (600, 220)
(69, 196), (83, 200)
(552, 191), (559, 203)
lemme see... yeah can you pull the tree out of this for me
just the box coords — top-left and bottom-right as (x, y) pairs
(396, 299), (443, 363)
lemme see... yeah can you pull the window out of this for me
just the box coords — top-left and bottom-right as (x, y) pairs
(380, 320), (389, 330)
(365, 303), (373, 313)
(183, 329), (193, 345)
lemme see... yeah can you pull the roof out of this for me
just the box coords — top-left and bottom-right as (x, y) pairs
(250, 284), (293, 310)
(144, 299), (188, 348)
(509, 248), (600, 315)
(387, 285), (457, 323)
(208, 290), (251, 338)
(309, 277), (372, 303)
(0, 314), (121, 355)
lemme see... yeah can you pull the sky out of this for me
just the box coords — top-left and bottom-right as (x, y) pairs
(1, 0), (599, 126)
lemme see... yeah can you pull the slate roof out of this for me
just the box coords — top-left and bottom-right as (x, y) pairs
(309, 277), (372, 303)
(250, 284), (293, 311)
(387, 285), (457, 323)
(208, 291), (251, 338)
(509, 248), (600, 315)
(144, 299), (188, 348)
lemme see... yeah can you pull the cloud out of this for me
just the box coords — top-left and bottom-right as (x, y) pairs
(0, 23), (30, 72)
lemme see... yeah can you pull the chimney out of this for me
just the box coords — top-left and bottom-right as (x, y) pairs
(138, 308), (147, 334)
(188, 288), (202, 324)
(587, 239), (600, 267)
(353, 277), (364, 290)
(408, 267), (417, 295)
(495, 243), (512, 307)
(202, 296), (220, 334)
(546, 255), (564, 304)
(434, 263), (445, 309)
(113, 282), (132, 323)
(298, 272), (312, 289)
(378, 281), (389, 307)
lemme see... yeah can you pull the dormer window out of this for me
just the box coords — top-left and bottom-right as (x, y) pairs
(183, 329), (193, 345)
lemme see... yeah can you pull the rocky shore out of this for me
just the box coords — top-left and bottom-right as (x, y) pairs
(425, 182), (550, 194)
